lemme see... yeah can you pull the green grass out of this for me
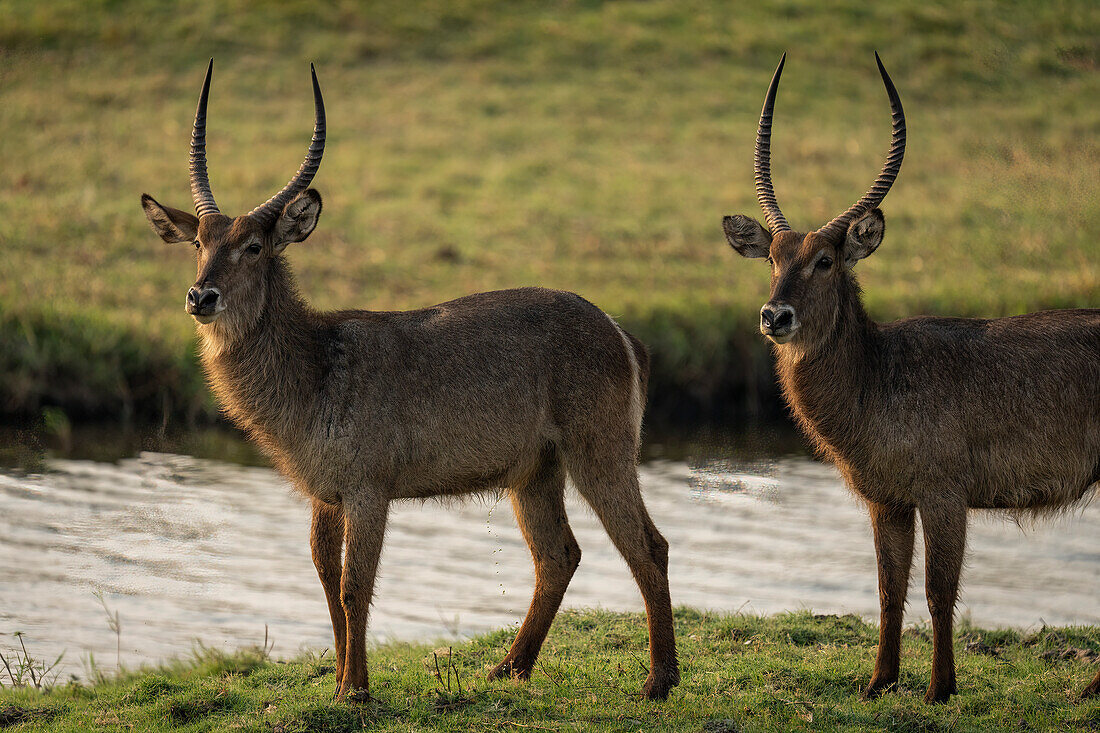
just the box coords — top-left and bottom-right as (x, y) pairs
(1, 1), (1098, 424)
(2, 610), (1098, 731)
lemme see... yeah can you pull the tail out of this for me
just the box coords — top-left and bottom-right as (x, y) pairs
(605, 315), (649, 447)
(625, 331), (650, 407)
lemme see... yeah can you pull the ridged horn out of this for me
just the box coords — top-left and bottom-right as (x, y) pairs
(817, 52), (906, 241)
(248, 63), (326, 228)
(190, 59), (220, 218)
(754, 53), (791, 233)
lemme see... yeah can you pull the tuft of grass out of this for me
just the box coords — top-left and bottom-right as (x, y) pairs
(1, 610), (1097, 731)
(91, 592), (121, 677)
(0, 634), (65, 693)
(0, 1), (1097, 427)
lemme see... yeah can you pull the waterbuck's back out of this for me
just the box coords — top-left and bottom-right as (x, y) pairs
(849, 308), (1100, 510)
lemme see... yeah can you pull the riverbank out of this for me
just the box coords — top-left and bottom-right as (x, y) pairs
(1, 610), (1097, 732)
(0, 301), (783, 428)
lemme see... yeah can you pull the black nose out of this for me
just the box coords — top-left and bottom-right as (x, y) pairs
(186, 286), (220, 311)
(760, 304), (794, 332)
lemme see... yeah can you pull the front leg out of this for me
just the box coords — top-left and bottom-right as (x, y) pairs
(862, 501), (916, 699)
(338, 496), (389, 701)
(919, 498), (967, 704)
(310, 499), (347, 688)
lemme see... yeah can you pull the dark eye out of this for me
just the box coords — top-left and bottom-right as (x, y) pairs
(246, 243), (262, 255)
(765, 256), (774, 265)
(193, 240), (200, 250)
(817, 255), (833, 270)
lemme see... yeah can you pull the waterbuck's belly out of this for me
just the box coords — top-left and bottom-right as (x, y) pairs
(275, 408), (555, 504)
(965, 450), (1098, 510)
(832, 436), (1098, 511)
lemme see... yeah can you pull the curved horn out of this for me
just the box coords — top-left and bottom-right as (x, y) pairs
(248, 63), (326, 228)
(190, 59), (220, 218)
(817, 52), (906, 241)
(754, 53), (791, 233)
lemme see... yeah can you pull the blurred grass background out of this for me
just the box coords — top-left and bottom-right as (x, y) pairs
(0, 0), (1097, 427)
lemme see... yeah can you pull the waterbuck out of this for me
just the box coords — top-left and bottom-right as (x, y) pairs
(140, 61), (679, 701)
(723, 54), (1100, 703)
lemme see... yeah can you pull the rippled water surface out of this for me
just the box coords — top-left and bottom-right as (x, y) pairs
(1, 446), (1097, 676)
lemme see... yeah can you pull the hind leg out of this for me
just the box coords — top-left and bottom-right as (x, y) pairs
(490, 451), (580, 681)
(566, 449), (679, 700)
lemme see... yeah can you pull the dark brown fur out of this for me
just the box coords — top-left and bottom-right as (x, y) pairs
(141, 193), (679, 701)
(726, 209), (1100, 703)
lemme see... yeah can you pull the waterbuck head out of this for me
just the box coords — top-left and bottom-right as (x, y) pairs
(141, 60), (325, 330)
(723, 53), (905, 349)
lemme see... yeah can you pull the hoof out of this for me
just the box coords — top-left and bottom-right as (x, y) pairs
(335, 677), (371, 703)
(1080, 679), (1100, 699)
(641, 669), (679, 701)
(861, 678), (898, 700)
(923, 683), (957, 704)
(488, 657), (532, 682)
(344, 687), (372, 704)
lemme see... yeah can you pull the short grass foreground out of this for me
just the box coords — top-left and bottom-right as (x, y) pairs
(1, 611), (1098, 732)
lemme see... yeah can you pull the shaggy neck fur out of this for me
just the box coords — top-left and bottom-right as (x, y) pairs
(197, 257), (323, 448)
(774, 271), (878, 462)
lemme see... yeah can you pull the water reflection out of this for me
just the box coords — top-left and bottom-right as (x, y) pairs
(0, 441), (1096, 678)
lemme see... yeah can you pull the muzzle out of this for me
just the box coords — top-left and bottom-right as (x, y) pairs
(186, 284), (223, 323)
(760, 302), (798, 343)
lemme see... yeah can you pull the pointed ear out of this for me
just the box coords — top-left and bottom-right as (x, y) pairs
(272, 189), (322, 252)
(722, 215), (772, 258)
(141, 194), (199, 243)
(844, 208), (885, 266)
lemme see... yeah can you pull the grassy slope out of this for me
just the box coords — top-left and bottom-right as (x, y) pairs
(1, 610), (1098, 732)
(0, 0), (1098, 423)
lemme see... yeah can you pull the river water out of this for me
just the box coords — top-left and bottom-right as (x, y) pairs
(0, 440), (1096, 678)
